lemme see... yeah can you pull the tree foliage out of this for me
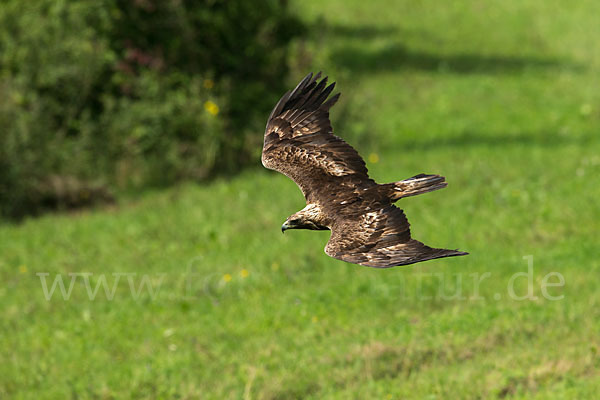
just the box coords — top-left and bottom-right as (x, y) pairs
(0, 0), (303, 218)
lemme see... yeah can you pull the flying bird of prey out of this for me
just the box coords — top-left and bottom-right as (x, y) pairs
(262, 72), (467, 268)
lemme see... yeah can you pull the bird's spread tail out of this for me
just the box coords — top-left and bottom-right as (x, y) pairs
(386, 174), (447, 201)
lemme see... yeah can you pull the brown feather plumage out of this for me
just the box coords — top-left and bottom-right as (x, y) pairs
(262, 72), (467, 268)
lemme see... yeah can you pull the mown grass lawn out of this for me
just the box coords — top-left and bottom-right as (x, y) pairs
(1, 0), (599, 398)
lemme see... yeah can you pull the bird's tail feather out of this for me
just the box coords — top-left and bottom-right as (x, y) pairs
(386, 174), (447, 201)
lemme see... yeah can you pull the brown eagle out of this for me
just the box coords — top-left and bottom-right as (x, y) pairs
(262, 72), (467, 268)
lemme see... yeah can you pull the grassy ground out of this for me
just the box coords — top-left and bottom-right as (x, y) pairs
(2, 0), (600, 398)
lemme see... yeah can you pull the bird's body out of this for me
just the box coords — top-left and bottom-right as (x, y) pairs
(262, 72), (467, 268)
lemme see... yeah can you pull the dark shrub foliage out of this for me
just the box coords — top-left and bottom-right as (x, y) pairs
(0, 0), (304, 218)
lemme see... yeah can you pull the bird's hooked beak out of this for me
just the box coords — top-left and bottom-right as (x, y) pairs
(282, 218), (299, 233)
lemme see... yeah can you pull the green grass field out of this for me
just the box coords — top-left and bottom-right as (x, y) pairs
(1, 0), (599, 398)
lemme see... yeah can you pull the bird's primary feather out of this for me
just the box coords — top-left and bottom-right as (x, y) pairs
(262, 72), (467, 268)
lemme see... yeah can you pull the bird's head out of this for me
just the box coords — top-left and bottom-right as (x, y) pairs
(281, 205), (329, 233)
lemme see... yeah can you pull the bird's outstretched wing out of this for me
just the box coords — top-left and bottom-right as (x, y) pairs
(261, 72), (374, 203)
(325, 205), (468, 268)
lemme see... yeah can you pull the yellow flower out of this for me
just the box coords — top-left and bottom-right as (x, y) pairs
(271, 262), (279, 271)
(19, 265), (28, 274)
(222, 273), (232, 283)
(368, 153), (379, 164)
(311, 316), (318, 323)
(240, 269), (249, 278)
(204, 100), (219, 116)
(203, 79), (214, 89)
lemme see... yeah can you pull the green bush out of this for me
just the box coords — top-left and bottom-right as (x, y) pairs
(0, 0), (303, 218)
